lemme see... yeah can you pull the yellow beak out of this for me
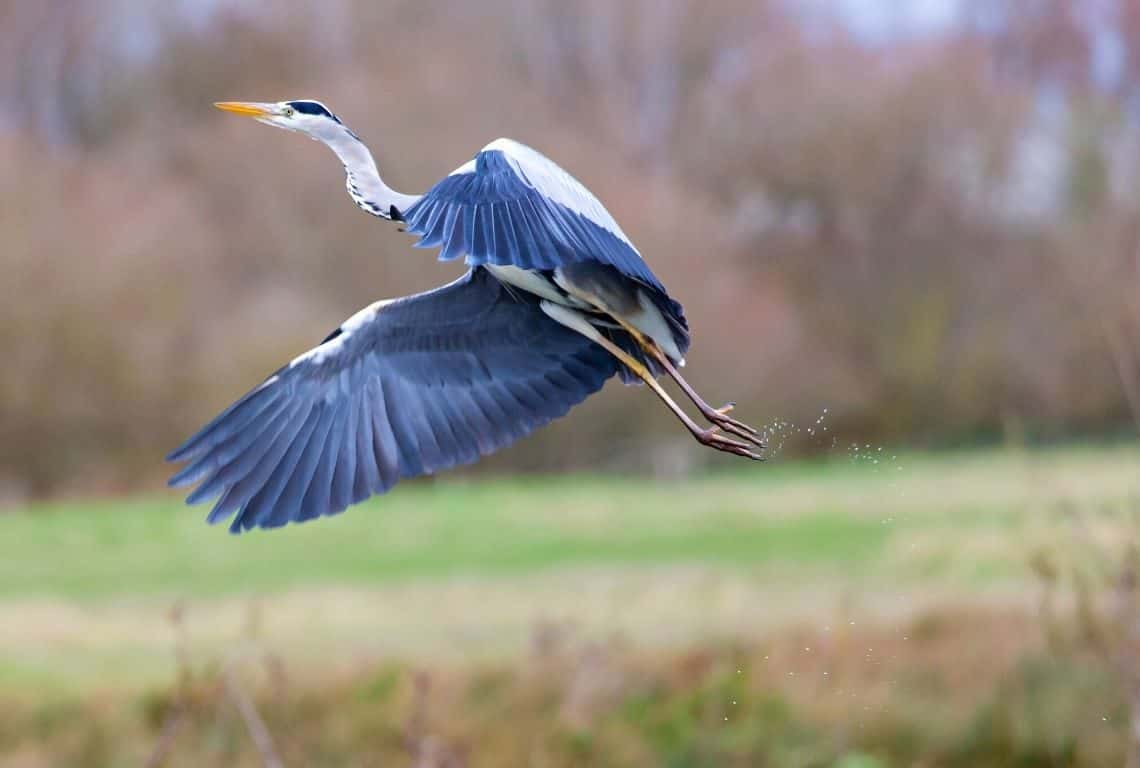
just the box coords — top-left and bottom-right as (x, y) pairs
(214, 101), (276, 118)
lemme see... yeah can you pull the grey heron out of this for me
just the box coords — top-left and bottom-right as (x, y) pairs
(167, 99), (764, 532)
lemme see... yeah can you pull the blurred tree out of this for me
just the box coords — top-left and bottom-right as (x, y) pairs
(0, 0), (1136, 498)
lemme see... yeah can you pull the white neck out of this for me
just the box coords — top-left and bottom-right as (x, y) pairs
(323, 128), (420, 220)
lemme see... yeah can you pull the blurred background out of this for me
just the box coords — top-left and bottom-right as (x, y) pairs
(1, 0), (1138, 765)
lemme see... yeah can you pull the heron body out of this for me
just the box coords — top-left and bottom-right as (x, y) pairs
(168, 100), (763, 532)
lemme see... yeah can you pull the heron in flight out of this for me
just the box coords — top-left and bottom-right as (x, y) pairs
(168, 99), (764, 532)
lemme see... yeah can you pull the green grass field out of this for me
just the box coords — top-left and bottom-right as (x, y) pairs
(2, 445), (1137, 694)
(6, 445), (1139, 600)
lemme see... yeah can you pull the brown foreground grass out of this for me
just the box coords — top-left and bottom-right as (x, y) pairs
(0, 602), (1126, 768)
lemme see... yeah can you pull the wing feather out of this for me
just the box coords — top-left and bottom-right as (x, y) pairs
(183, 399), (304, 505)
(296, 401), (340, 525)
(324, 400), (354, 517)
(248, 405), (324, 529)
(277, 405), (336, 525)
(365, 377), (400, 491)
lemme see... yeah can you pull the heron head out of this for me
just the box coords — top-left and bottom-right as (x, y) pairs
(214, 99), (348, 142)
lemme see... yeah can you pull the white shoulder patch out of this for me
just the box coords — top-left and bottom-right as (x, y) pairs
(448, 157), (477, 176)
(289, 299), (394, 367)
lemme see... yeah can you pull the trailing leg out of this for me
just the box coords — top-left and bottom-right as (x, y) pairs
(539, 301), (763, 461)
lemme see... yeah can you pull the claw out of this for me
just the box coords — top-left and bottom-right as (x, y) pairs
(697, 428), (765, 460)
(704, 406), (766, 448)
(701, 401), (760, 436)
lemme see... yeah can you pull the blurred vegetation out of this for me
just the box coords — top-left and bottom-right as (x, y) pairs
(1, 0), (1138, 498)
(0, 606), (1129, 767)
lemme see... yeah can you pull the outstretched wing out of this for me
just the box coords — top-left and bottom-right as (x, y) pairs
(167, 268), (617, 532)
(402, 139), (674, 295)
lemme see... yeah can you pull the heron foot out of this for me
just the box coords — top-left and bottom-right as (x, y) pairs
(702, 402), (766, 449)
(695, 427), (765, 461)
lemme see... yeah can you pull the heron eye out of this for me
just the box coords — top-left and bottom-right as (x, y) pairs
(283, 106), (295, 117)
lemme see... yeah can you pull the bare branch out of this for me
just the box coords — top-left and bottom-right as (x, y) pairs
(224, 664), (284, 768)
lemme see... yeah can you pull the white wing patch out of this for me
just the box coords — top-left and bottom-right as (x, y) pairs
(481, 138), (637, 252)
(448, 157), (477, 176)
(289, 298), (395, 367)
